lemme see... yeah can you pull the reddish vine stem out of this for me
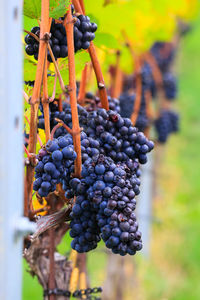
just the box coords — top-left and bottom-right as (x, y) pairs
(58, 95), (63, 112)
(51, 118), (81, 138)
(64, 6), (82, 178)
(130, 58), (142, 126)
(24, 145), (31, 158)
(50, 124), (62, 140)
(25, 0), (50, 217)
(72, 0), (109, 110)
(23, 90), (29, 103)
(124, 38), (143, 125)
(144, 90), (153, 138)
(79, 0), (85, 14)
(111, 51), (123, 98)
(42, 56), (51, 142)
(78, 64), (88, 104)
(42, 39), (55, 300)
(143, 51), (166, 114)
(24, 114), (43, 147)
(88, 43), (109, 110)
(42, 20), (52, 143)
(72, 0), (82, 12)
(49, 74), (57, 102)
(47, 43), (66, 92)
(145, 89), (154, 120)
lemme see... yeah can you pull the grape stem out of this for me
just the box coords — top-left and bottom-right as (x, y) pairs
(78, 64), (88, 104)
(23, 90), (29, 103)
(124, 36), (143, 126)
(24, 114), (43, 147)
(58, 95), (63, 112)
(79, 0), (85, 14)
(49, 74), (58, 102)
(143, 51), (167, 115)
(42, 57), (51, 142)
(24, 145), (31, 158)
(50, 119), (83, 141)
(72, 0), (109, 110)
(64, 5), (82, 178)
(111, 51), (123, 98)
(144, 90), (153, 138)
(47, 43), (66, 92)
(130, 57), (142, 126)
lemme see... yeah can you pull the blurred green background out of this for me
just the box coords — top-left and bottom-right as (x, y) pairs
(23, 16), (200, 300)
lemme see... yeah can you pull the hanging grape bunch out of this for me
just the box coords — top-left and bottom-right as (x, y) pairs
(24, 11), (97, 61)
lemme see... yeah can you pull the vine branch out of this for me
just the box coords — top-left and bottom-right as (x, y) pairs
(78, 64), (88, 105)
(72, 0), (109, 110)
(64, 5), (82, 178)
(25, 0), (50, 217)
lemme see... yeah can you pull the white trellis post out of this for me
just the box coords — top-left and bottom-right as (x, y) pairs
(0, 1), (35, 299)
(137, 152), (154, 258)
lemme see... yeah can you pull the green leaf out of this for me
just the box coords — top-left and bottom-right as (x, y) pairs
(24, 16), (38, 32)
(23, 0), (70, 20)
(94, 33), (119, 49)
(23, 0), (41, 19)
(49, 0), (70, 19)
(75, 51), (90, 79)
(24, 57), (37, 81)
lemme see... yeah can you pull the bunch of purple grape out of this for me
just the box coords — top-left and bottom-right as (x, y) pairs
(154, 109), (179, 143)
(84, 92), (121, 114)
(24, 14), (97, 62)
(33, 108), (154, 256)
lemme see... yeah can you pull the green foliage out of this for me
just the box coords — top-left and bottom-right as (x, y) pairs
(23, 0), (70, 19)
(94, 33), (119, 49)
(24, 58), (37, 81)
(47, 50), (90, 96)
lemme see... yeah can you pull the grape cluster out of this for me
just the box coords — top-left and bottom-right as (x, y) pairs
(34, 108), (154, 255)
(38, 100), (88, 138)
(119, 93), (135, 118)
(84, 93), (121, 114)
(34, 137), (76, 197)
(154, 110), (179, 143)
(141, 63), (154, 92)
(84, 109), (154, 164)
(24, 14), (97, 62)
(70, 154), (142, 255)
(163, 72), (177, 100)
(150, 41), (175, 72)
(122, 74), (134, 92)
(119, 92), (150, 132)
